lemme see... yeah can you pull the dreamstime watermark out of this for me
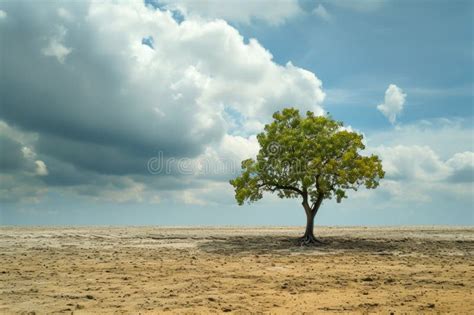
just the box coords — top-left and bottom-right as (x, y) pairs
(147, 151), (241, 176)
(146, 142), (311, 176)
(267, 142), (280, 155)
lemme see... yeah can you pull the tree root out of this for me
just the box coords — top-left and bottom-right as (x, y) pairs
(298, 234), (325, 246)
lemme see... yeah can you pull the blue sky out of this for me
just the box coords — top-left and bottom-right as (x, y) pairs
(0, 0), (472, 226)
(238, 1), (473, 128)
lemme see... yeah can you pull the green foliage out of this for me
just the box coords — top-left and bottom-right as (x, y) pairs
(229, 108), (385, 207)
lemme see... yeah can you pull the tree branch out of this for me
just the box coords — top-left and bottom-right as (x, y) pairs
(312, 195), (323, 213)
(260, 181), (304, 196)
(274, 184), (304, 195)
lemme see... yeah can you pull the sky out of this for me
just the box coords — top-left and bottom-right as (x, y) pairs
(0, 0), (473, 226)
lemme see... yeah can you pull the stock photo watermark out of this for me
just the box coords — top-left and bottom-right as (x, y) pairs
(146, 151), (241, 176)
(146, 142), (311, 176)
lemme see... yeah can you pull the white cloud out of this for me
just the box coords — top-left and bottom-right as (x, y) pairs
(1, 1), (326, 204)
(35, 160), (48, 176)
(360, 118), (474, 207)
(369, 143), (474, 203)
(177, 180), (236, 206)
(2, 1), (469, 215)
(21, 146), (36, 160)
(377, 84), (406, 124)
(447, 152), (474, 170)
(94, 180), (146, 203)
(0, 173), (47, 203)
(41, 25), (72, 63)
(367, 118), (473, 159)
(181, 190), (208, 206)
(57, 8), (73, 21)
(313, 4), (331, 21)
(159, 0), (301, 25)
(0, 121), (49, 202)
(446, 152), (474, 182)
(218, 134), (259, 161)
(0, 10), (7, 19)
(0, 121), (38, 145)
(42, 39), (71, 63)
(373, 145), (451, 181)
(163, 134), (259, 181)
(81, 2), (325, 141)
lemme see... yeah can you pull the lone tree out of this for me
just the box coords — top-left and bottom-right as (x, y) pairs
(230, 108), (384, 245)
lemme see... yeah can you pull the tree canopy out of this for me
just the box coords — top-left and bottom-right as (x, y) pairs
(230, 108), (384, 243)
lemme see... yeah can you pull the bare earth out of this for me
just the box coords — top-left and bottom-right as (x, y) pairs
(0, 226), (473, 314)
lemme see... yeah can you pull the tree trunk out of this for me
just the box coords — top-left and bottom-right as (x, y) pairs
(299, 199), (323, 245)
(303, 210), (316, 239)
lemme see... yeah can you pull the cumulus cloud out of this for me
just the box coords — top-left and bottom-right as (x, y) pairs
(0, 121), (43, 175)
(35, 160), (48, 176)
(1, 0), (470, 214)
(0, 1), (325, 203)
(369, 143), (474, 203)
(446, 152), (474, 182)
(349, 117), (474, 210)
(0, 121), (49, 202)
(374, 145), (452, 181)
(0, 9), (6, 19)
(363, 118), (473, 205)
(368, 118), (473, 159)
(377, 84), (406, 124)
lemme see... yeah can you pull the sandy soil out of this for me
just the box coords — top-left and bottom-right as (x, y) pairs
(0, 226), (472, 314)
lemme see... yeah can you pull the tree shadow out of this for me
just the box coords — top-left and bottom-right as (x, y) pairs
(197, 235), (464, 256)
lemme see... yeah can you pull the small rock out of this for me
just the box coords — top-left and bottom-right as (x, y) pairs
(427, 303), (435, 308)
(85, 294), (94, 300)
(208, 297), (216, 302)
(222, 307), (232, 312)
(361, 277), (374, 282)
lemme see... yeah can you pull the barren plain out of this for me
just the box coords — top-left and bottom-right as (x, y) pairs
(0, 226), (472, 314)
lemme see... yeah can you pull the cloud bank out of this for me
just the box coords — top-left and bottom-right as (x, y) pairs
(0, 1), (324, 203)
(0, 1), (471, 224)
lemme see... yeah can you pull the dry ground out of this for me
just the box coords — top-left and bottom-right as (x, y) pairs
(0, 226), (472, 314)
